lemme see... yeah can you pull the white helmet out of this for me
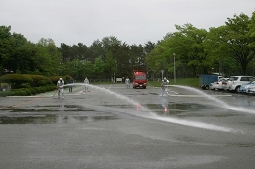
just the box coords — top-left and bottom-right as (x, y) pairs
(60, 78), (63, 80)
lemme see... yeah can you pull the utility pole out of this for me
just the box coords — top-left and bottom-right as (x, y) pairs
(253, 57), (255, 77)
(161, 70), (164, 80)
(174, 53), (176, 83)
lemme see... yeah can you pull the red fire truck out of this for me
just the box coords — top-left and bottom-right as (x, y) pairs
(132, 71), (147, 89)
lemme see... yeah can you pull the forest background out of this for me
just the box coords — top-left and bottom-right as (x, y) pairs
(1, 11), (255, 83)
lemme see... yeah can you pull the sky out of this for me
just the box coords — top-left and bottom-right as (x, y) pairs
(1, 0), (254, 47)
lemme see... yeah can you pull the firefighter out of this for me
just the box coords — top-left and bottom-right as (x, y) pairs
(161, 78), (168, 96)
(125, 77), (130, 88)
(57, 78), (65, 99)
(84, 77), (89, 92)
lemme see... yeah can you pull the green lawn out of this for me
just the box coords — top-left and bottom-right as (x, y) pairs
(148, 78), (199, 88)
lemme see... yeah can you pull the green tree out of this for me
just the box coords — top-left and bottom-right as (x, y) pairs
(115, 43), (131, 77)
(0, 26), (12, 75)
(130, 44), (146, 71)
(171, 24), (208, 76)
(146, 24), (208, 78)
(89, 39), (104, 62)
(104, 50), (117, 80)
(9, 33), (31, 73)
(93, 56), (105, 78)
(37, 38), (62, 75)
(248, 11), (255, 75)
(62, 59), (93, 80)
(208, 13), (255, 75)
(59, 43), (73, 63)
(145, 43), (166, 76)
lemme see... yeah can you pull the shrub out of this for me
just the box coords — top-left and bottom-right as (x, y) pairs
(20, 90), (27, 96)
(0, 91), (12, 97)
(20, 84), (31, 88)
(34, 87), (42, 93)
(38, 80), (46, 86)
(44, 77), (53, 85)
(50, 75), (73, 85)
(0, 74), (33, 89)
(25, 74), (45, 87)
(23, 88), (32, 96)
(12, 89), (26, 96)
(29, 88), (37, 95)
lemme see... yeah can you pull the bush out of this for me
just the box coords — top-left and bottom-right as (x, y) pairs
(41, 86), (47, 93)
(50, 75), (73, 85)
(29, 88), (37, 95)
(0, 91), (12, 97)
(44, 77), (53, 85)
(20, 84), (31, 88)
(20, 90), (27, 96)
(23, 88), (32, 96)
(25, 74), (46, 87)
(34, 87), (42, 93)
(12, 89), (26, 96)
(0, 74), (33, 89)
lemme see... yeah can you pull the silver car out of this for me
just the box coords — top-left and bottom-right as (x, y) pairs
(224, 76), (254, 92)
(239, 81), (255, 93)
(247, 84), (255, 94)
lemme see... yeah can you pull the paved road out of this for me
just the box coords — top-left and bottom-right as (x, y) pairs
(0, 83), (255, 169)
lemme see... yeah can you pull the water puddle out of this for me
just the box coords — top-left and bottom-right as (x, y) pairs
(146, 103), (209, 116)
(147, 103), (209, 110)
(10, 105), (94, 112)
(104, 105), (136, 109)
(0, 114), (118, 124)
(0, 114), (56, 124)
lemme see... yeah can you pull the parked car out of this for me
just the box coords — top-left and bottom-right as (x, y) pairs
(223, 76), (254, 92)
(209, 82), (215, 90)
(239, 81), (255, 93)
(247, 84), (255, 94)
(211, 78), (229, 91)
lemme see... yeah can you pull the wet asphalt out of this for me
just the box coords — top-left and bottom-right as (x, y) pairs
(0, 83), (255, 169)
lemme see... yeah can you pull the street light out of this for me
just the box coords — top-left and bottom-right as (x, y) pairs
(161, 70), (164, 80)
(253, 57), (254, 77)
(173, 53), (176, 83)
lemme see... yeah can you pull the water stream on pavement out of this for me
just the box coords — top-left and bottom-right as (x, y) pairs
(169, 85), (255, 114)
(63, 83), (249, 133)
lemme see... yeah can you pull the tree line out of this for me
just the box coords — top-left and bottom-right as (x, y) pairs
(0, 26), (154, 81)
(146, 12), (255, 78)
(1, 11), (255, 82)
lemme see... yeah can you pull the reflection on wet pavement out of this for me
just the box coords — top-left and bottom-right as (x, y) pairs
(0, 100), (247, 125)
(0, 104), (119, 124)
(0, 114), (57, 124)
(0, 114), (118, 124)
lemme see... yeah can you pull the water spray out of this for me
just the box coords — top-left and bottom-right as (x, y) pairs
(167, 85), (255, 114)
(59, 83), (242, 132)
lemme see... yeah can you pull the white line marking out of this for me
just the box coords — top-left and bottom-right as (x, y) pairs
(169, 95), (232, 97)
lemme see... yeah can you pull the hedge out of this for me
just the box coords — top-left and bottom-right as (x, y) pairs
(0, 84), (56, 97)
(0, 73), (73, 97)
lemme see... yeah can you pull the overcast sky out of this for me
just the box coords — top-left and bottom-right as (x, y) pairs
(1, 0), (254, 47)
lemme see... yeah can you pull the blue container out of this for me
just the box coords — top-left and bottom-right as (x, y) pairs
(199, 75), (218, 90)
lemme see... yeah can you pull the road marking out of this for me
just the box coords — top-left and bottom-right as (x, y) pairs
(168, 95), (232, 97)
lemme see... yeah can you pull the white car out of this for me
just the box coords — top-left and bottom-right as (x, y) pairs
(223, 76), (254, 92)
(211, 78), (229, 91)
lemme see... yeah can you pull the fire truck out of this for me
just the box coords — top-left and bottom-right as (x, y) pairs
(132, 71), (147, 89)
